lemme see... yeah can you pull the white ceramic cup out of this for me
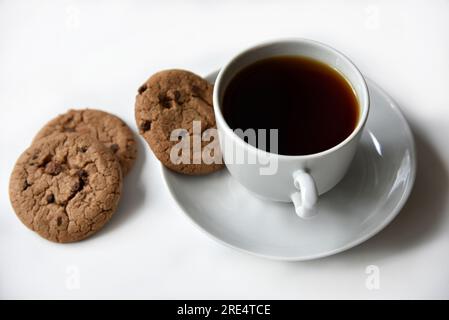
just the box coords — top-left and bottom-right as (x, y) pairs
(213, 39), (370, 219)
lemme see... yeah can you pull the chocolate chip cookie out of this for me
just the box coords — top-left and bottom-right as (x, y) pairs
(135, 69), (223, 175)
(9, 132), (122, 243)
(34, 109), (137, 176)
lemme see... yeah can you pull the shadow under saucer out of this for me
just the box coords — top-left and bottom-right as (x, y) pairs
(317, 120), (449, 262)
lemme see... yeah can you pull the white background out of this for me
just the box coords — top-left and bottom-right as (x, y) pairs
(1, 0), (449, 299)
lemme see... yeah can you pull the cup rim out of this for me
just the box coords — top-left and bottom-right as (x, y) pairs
(213, 38), (370, 160)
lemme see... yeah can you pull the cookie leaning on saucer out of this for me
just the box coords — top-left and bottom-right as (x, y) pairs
(9, 132), (122, 243)
(135, 69), (224, 175)
(34, 109), (137, 176)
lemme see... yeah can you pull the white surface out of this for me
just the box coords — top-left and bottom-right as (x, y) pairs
(163, 76), (416, 261)
(0, 0), (448, 299)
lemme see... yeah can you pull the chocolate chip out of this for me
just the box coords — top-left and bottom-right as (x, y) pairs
(79, 146), (88, 153)
(71, 180), (82, 194)
(46, 194), (55, 204)
(30, 153), (40, 166)
(66, 178), (84, 204)
(23, 180), (31, 191)
(110, 144), (119, 153)
(45, 161), (62, 176)
(173, 90), (184, 103)
(158, 93), (172, 108)
(78, 170), (88, 180)
(56, 217), (63, 226)
(138, 84), (147, 95)
(140, 120), (152, 132)
(192, 85), (201, 97)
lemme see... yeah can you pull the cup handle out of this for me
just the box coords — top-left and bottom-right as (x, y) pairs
(290, 170), (318, 219)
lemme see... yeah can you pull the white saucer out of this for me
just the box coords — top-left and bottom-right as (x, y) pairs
(162, 71), (416, 261)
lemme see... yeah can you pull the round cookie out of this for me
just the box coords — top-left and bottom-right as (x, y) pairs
(135, 69), (224, 175)
(9, 132), (122, 243)
(34, 109), (137, 176)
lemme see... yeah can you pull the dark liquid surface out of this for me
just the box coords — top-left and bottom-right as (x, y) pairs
(222, 56), (359, 155)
